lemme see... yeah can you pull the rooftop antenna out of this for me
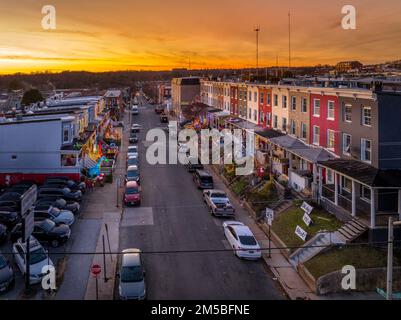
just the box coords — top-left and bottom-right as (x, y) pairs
(254, 25), (260, 79)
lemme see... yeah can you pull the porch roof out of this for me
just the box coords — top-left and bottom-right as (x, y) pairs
(255, 128), (285, 140)
(269, 135), (305, 149)
(290, 146), (336, 163)
(318, 159), (401, 188)
(227, 118), (260, 131)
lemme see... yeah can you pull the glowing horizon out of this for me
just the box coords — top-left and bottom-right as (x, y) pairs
(1, 0), (400, 75)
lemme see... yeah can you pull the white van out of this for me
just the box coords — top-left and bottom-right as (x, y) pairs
(132, 105), (139, 115)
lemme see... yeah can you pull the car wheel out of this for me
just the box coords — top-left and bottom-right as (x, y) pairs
(51, 239), (59, 248)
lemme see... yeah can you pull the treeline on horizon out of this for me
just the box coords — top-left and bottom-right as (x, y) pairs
(0, 66), (321, 91)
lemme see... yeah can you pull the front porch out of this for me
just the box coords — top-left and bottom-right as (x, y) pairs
(318, 159), (401, 229)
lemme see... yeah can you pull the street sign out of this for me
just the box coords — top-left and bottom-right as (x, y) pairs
(303, 213), (312, 227)
(21, 185), (37, 216)
(265, 208), (274, 226)
(23, 210), (34, 242)
(295, 225), (308, 242)
(300, 201), (313, 215)
(91, 264), (102, 277)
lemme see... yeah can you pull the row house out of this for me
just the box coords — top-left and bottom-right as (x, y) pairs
(258, 86), (272, 128)
(238, 84), (248, 119)
(271, 86), (290, 134)
(288, 88), (310, 144)
(230, 84), (239, 116)
(223, 83), (231, 112)
(247, 85), (259, 125)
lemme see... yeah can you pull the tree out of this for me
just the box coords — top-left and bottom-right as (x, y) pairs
(8, 79), (23, 91)
(22, 89), (43, 106)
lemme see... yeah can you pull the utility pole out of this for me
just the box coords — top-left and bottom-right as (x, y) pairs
(254, 26), (260, 79)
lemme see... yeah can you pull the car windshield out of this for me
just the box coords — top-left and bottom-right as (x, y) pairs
(49, 207), (61, 217)
(41, 220), (55, 232)
(126, 187), (139, 195)
(128, 147), (138, 152)
(128, 159), (138, 165)
(0, 255), (7, 268)
(238, 235), (257, 246)
(121, 266), (143, 282)
(211, 193), (226, 198)
(201, 176), (213, 183)
(127, 171), (138, 177)
(30, 247), (47, 265)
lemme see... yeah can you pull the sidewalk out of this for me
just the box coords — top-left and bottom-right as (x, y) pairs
(206, 165), (317, 300)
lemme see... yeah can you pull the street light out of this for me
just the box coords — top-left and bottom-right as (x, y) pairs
(387, 217), (401, 300)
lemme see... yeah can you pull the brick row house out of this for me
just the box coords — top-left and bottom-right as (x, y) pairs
(197, 79), (401, 239)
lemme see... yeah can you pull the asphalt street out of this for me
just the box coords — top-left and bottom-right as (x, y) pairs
(117, 94), (284, 300)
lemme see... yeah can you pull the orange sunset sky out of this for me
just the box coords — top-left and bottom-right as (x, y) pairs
(0, 0), (401, 74)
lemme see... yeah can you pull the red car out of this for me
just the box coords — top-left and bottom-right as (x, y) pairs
(124, 181), (141, 206)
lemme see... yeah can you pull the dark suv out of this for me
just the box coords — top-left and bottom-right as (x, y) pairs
(193, 170), (214, 189)
(37, 187), (82, 202)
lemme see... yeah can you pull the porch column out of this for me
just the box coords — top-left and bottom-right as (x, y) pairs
(398, 190), (401, 220)
(334, 173), (339, 206)
(370, 188), (376, 228)
(351, 180), (356, 217)
(318, 166), (323, 204)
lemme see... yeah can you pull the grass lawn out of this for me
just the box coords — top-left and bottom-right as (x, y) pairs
(231, 179), (248, 195)
(272, 206), (342, 252)
(305, 246), (401, 278)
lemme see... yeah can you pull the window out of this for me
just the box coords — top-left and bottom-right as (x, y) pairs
(273, 115), (278, 128)
(282, 117), (287, 131)
(63, 127), (70, 143)
(327, 101), (335, 120)
(343, 133), (352, 155)
(260, 112), (264, 123)
(326, 169), (334, 184)
(362, 106), (372, 126)
(301, 122), (307, 139)
(267, 94), (271, 105)
(249, 91), (252, 101)
(361, 138), (372, 163)
(266, 113), (271, 126)
(360, 186), (371, 202)
(343, 104), (352, 122)
(291, 96), (297, 111)
(343, 177), (352, 193)
(260, 92), (264, 104)
(301, 98), (307, 113)
(327, 129), (335, 150)
(313, 126), (320, 145)
(254, 92), (257, 102)
(273, 94), (278, 107)
(254, 110), (257, 122)
(282, 96), (287, 108)
(61, 154), (77, 167)
(290, 120), (296, 135)
(248, 108), (252, 119)
(313, 99), (320, 116)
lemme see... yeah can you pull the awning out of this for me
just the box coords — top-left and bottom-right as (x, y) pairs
(318, 159), (401, 188)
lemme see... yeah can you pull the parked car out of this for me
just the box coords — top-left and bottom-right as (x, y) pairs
(13, 237), (54, 284)
(126, 166), (140, 183)
(127, 146), (138, 158)
(11, 219), (71, 247)
(160, 113), (168, 123)
(132, 105), (139, 115)
(193, 170), (214, 189)
(203, 189), (235, 217)
(36, 198), (80, 215)
(0, 209), (21, 229)
(129, 133), (139, 144)
(45, 177), (86, 193)
(222, 221), (261, 260)
(118, 249), (146, 300)
(124, 181), (141, 206)
(37, 187), (82, 202)
(154, 105), (164, 114)
(186, 157), (204, 173)
(0, 192), (22, 211)
(33, 204), (75, 226)
(0, 224), (7, 244)
(0, 252), (15, 294)
(131, 124), (141, 133)
(127, 156), (139, 168)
